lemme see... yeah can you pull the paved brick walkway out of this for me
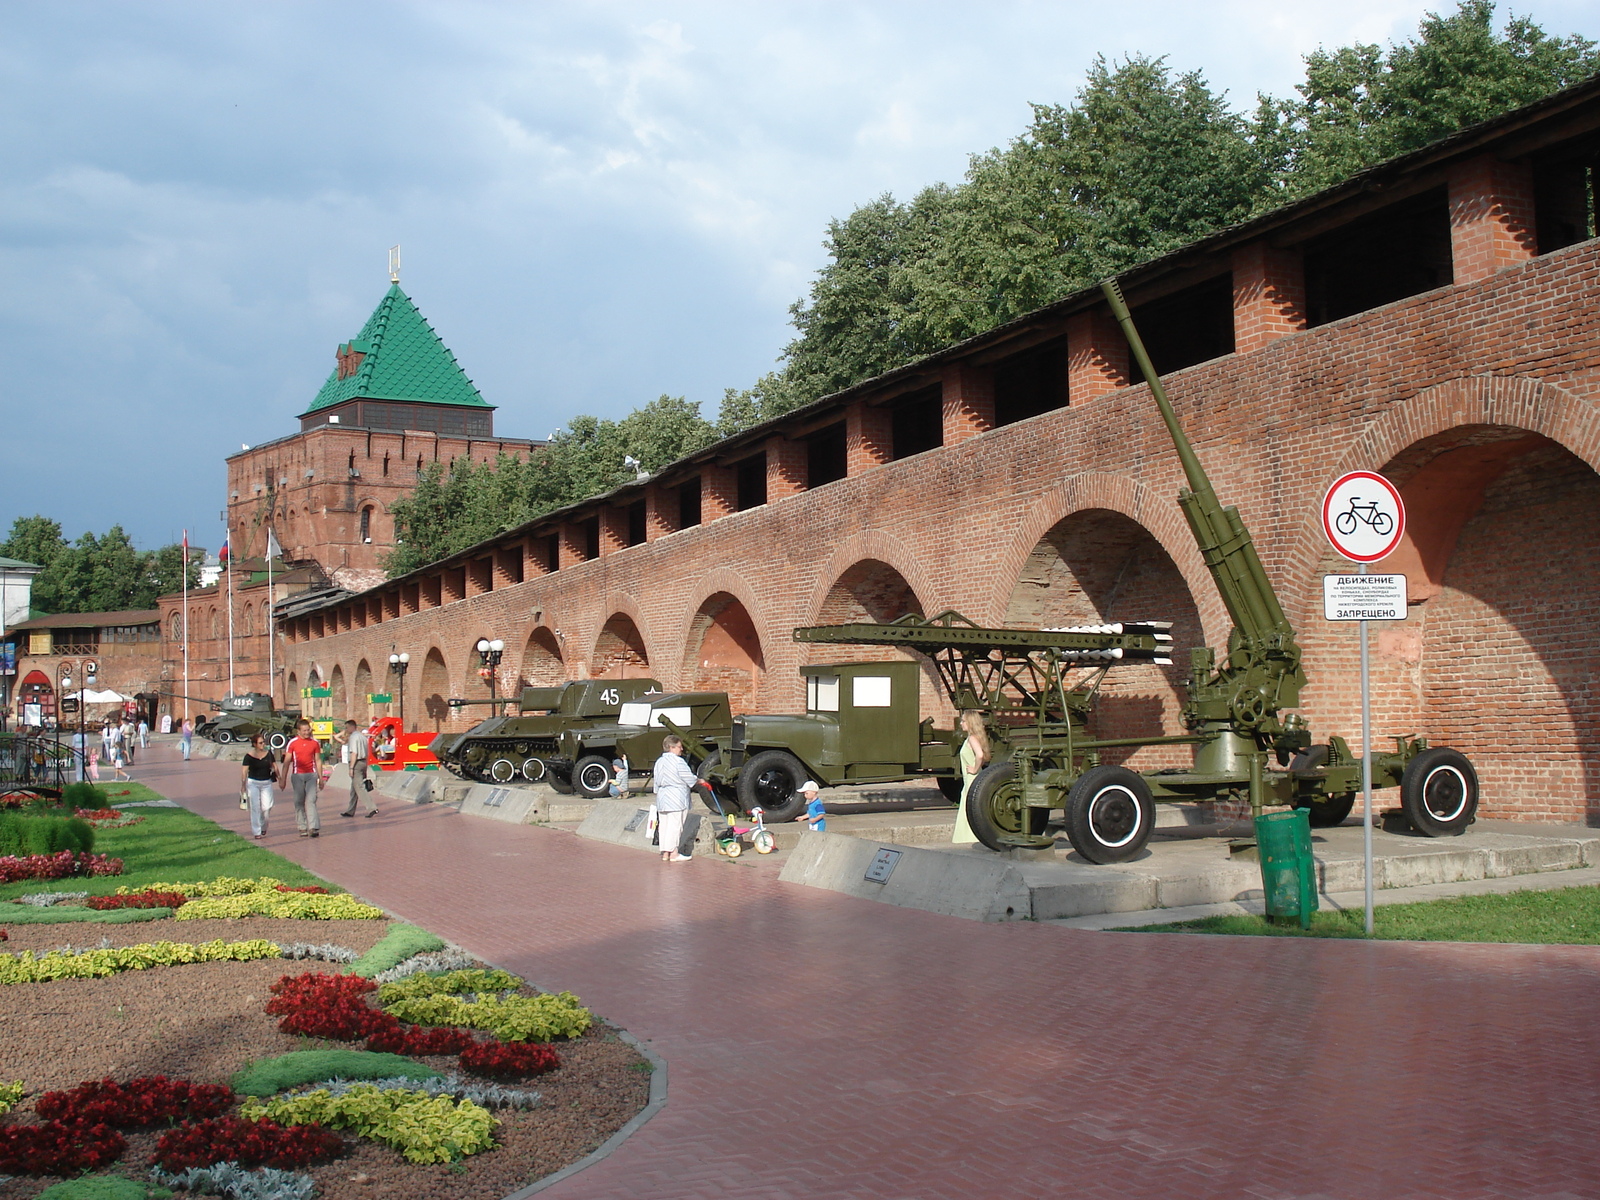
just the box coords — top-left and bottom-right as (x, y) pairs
(136, 749), (1600, 1199)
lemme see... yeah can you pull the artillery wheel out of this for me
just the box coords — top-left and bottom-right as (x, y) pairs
(1064, 766), (1154, 864)
(1401, 747), (1478, 836)
(573, 754), (614, 799)
(936, 775), (963, 804)
(488, 757), (518, 784)
(736, 750), (808, 822)
(268, 731), (289, 751)
(965, 762), (1048, 852)
(521, 758), (547, 783)
(546, 771), (575, 795)
(1300, 792), (1355, 827)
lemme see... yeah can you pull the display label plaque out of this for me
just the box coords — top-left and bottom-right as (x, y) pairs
(1323, 574), (1408, 622)
(864, 847), (901, 884)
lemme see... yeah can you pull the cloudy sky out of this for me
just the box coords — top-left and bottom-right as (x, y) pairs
(3, 0), (1597, 550)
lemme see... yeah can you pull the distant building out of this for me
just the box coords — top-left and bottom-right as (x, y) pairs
(0, 556), (43, 717)
(160, 283), (540, 706)
(4, 610), (162, 729)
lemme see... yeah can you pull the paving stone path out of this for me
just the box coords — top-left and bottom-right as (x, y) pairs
(135, 749), (1600, 1199)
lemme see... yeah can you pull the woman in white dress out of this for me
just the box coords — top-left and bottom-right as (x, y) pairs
(951, 710), (990, 844)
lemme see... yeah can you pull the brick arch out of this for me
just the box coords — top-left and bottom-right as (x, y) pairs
(992, 473), (1222, 642)
(680, 586), (767, 714)
(458, 634), (498, 706)
(328, 664), (347, 717)
(417, 646), (451, 732)
(676, 569), (774, 683)
(805, 531), (942, 628)
(353, 659), (374, 723)
(515, 624), (566, 689)
(588, 594), (654, 680)
(1281, 374), (1600, 625)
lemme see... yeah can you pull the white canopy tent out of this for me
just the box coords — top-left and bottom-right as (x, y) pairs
(62, 689), (131, 704)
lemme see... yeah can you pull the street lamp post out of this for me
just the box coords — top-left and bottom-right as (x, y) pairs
(388, 652), (410, 730)
(476, 639), (505, 712)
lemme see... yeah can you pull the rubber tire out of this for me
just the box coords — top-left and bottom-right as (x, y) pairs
(753, 829), (776, 854)
(213, 728), (234, 745)
(695, 750), (738, 818)
(573, 754), (614, 799)
(546, 771), (575, 795)
(1064, 765), (1155, 864)
(965, 762), (1049, 852)
(267, 732), (289, 751)
(736, 750), (809, 822)
(722, 838), (743, 858)
(936, 775), (963, 804)
(1300, 792), (1355, 827)
(1400, 747), (1478, 836)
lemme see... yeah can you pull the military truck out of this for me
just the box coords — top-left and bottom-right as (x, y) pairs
(689, 660), (965, 823)
(433, 679), (666, 789)
(550, 691), (734, 799)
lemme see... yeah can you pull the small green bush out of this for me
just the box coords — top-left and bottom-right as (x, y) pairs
(0, 812), (94, 857)
(37, 1177), (171, 1200)
(61, 782), (111, 810)
(0, 905), (172, 925)
(232, 1049), (443, 1097)
(349, 923), (446, 979)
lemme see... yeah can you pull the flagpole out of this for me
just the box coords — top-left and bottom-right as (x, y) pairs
(267, 528), (276, 706)
(225, 535), (236, 697)
(181, 531), (190, 721)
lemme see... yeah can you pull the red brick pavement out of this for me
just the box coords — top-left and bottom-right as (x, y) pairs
(134, 748), (1600, 1199)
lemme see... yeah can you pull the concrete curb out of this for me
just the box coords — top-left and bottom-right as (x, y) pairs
(779, 831), (1033, 921)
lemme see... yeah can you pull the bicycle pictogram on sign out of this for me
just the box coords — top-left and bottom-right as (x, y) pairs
(1322, 471), (1405, 563)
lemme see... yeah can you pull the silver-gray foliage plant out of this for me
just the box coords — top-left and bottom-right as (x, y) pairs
(290, 1072), (541, 1110)
(150, 1161), (317, 1200)
(372, 946), (475, 983)
(277, 942), (359, 963)
(17, 891), (88, 906)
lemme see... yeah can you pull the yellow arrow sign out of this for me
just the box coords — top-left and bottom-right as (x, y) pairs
(407, 741), (431, 753)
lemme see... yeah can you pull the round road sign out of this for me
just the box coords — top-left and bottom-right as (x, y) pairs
(1322, 471), (1405, 562)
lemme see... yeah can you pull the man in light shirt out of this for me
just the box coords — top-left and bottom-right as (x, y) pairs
(337, 719), (376, 818)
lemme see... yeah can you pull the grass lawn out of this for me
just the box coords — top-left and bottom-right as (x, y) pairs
(1, 787), (334, 900)
(1120, 884), (1600, 944)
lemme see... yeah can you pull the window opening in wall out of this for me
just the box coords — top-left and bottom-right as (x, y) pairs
(678, 478), (702, 528)
(1129, 275), (1235, 379)
(806, 423), (848, 488)
(382, 453), (390, 477)
(993, 338), (1069, 427)
(544, 534), (560, 573)
(348, 451), (356, 472)
(416, 456), (424, 475)
(1302, 187), (1452, 328)
(735, 454), (767, 511)
(360, 507), (373, 544)
(890, 386), (943, 460)
(581, 516), (600, 560)
(1533, 150), (1598, 253)
(626, 500), (647, 546)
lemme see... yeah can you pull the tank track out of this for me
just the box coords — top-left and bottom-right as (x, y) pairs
(453, 736), (559, 785)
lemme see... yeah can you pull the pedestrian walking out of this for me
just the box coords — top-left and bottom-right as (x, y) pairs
(71, 727), (86, 783)
(137, 717), (149, 749)
(180, 717), (193, 761)
(119, 716), (136, 766)
(279, 719), (322, 837)
(241, 733), (275, 839)
(336, 720), (376, 818)
(651, 734), (703, 862)
(109, 726), (130, 781)
(951, 710), (990, 845)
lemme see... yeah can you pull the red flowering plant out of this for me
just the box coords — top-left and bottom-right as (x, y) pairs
(364, 1023), (477, 1057)
(458, 1039), (561, 1080)
(0, 1117), (124, 1174)
(0, 850), (123, 884)
(85, 890), (188, 911)
(151, 1116), (343, 1172)
(266, 971), (393, 1041)
(34, 1077), (233, 1127)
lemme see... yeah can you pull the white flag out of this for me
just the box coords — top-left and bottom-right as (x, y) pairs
(265, 525), (282, 560)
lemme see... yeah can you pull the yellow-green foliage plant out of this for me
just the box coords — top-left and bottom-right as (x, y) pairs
(0, 1081), (23, 1115)
(175, 893), (384, 921)
(241, 1085), (496, 1164)
(375, 970), (591, 1042)
(119, 876), (307, 897)
(0, 939), (280, 984)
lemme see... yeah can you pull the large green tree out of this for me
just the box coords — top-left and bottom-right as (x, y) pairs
(0, 516), (199, 613)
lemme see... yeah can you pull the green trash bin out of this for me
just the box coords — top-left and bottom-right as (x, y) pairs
(1255, 808), (1319, 928)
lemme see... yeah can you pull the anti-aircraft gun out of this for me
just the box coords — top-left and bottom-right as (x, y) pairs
(797, 282), (1479, 862)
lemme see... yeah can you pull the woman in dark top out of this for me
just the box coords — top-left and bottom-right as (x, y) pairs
(241, 733), (276, 839)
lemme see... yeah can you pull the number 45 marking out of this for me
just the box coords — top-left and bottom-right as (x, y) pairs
(601, 688), (620, 705)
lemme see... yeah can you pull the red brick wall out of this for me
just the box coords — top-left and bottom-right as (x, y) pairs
(281, 238), (1600, 823)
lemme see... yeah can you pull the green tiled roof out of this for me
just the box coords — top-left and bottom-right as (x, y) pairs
(302, 285), (491, 415)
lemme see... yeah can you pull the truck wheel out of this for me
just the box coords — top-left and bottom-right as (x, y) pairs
(1064, 766), (1154, 864)
(737, 750), (808, 822)
(936, 775), (963, 804)
(546, 771), (575, 794)
(1401, 748), (1478, 836)
(1299, 792), (1355, 827)
(573, 754), (614, 799)
(214, 729), (234, 745)
(268, 732), (289, 751)
(965, 762), (1048, 852)
(694, 751), (736, 818)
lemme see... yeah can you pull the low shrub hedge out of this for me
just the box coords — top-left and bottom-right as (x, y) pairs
(232, 1050), (442, 1098)
(0, 812), (95, 857)
(60, 782), (110, 811)
(348, 922), (445, 979)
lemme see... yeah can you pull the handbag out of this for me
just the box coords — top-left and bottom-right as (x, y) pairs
(239, 789), (249, 810)
(646, 804), (659, 845)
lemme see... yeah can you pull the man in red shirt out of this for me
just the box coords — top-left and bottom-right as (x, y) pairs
(278, 719), (323, 838)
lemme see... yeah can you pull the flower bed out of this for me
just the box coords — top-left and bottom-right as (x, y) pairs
(0, 939), (282, 984)
(86, 889), (189, 911)
(176, 893), (385, 921)
(151, 1114), (344, 1172)
(241, 1085), (496, 1164)
(0, 850), (123, 884)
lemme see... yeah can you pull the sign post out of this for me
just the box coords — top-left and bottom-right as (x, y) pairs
(1321, 471), (1406, 936)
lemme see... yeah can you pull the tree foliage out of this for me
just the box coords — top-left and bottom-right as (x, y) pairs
(383, 2), (1596, 576)
(0, 516), (199, 614)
